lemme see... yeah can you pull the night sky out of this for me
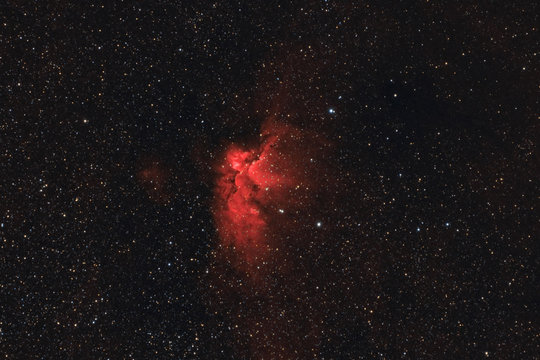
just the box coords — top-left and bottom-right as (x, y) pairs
(1, 1), (538, 359)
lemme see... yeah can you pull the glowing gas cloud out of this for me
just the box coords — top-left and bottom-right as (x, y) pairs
(208, 115), (340, 358)
(212, 120), (310, 273)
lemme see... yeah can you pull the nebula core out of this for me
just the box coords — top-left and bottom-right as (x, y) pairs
(212, 120), (316, 276)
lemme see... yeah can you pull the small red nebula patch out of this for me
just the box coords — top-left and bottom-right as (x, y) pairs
(209, 119), (334, 357)
(136, 158), (171, 204)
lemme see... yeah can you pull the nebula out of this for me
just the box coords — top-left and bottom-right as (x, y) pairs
(207, 112), (378, 358)
(206, 50), (352, 357)
(136, 156), (172, 204)
(210, 118), (331, 357)
(212, 120), (315, 276)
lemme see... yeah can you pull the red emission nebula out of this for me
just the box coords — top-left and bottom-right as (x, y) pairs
(209, 117), (334, 357)
(213, 119), (320, 277)
(206, 50), (354, 359)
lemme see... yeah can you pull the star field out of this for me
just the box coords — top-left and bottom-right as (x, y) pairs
(1, 1), (538, 359)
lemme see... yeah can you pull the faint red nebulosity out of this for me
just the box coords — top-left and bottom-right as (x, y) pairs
(136, 157), (172, 204)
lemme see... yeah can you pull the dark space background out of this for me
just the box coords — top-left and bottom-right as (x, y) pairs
(1, 1), (538, 359)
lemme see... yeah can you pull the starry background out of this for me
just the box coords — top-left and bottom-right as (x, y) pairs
(1, 1), (538, 359)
